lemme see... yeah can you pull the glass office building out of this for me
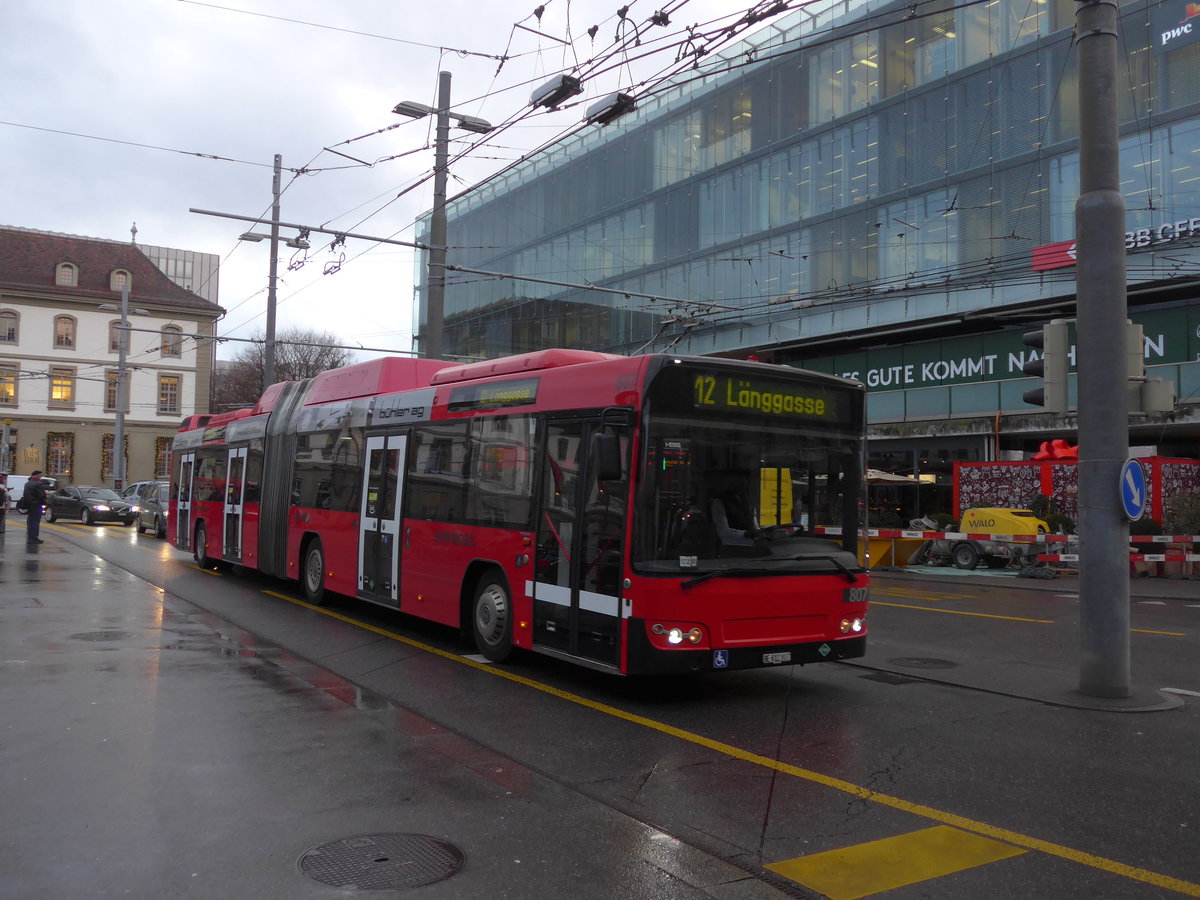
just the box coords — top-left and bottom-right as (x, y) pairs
(418, 0), (1200, 504)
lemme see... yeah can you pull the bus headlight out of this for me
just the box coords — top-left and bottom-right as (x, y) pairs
(650, 623), (706, 646)
(839, 617), (865, 634)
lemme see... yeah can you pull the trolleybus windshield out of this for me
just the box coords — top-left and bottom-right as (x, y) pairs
(633, 363), (865, 576)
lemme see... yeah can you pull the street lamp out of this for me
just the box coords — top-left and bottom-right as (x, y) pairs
(99, 288), (148, 490)
(393, 71), (493, 360)
(235, 153), (289, 388)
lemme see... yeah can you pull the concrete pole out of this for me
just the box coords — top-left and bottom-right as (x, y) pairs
(426, 71), (452, 361)
(114, 284), (130, 491)
(265, 153), (282, 388)
(1074, 0), (1131, 698)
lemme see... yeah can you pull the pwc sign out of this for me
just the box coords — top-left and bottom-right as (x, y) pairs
(1152, 1), (1200, 52)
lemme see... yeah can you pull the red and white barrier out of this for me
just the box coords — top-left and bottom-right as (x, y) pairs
(811, 527), (1199, 564)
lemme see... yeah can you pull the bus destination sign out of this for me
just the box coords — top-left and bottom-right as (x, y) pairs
(692, 372), (837, 420)
(447, 377), (540, 412)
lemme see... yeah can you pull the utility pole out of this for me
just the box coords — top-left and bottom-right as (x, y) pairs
(1074, 0), (1130, 698)
(113, 283), (131, 491)
(426, 71), (452, 361)
(265, 153), (282, 388)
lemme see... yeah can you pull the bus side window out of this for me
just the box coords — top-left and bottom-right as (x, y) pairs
(407, 422), (470, 524)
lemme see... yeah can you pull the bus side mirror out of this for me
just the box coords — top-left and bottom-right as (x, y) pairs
(592, 430), (623, 482)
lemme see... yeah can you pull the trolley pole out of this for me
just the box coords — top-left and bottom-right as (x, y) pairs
(1074, 0), (1131, 698)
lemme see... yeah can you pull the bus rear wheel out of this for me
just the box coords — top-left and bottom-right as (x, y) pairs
(302, 538), (328, 605)
(194, 523), (211, 568)
(472, 571), (513, 662)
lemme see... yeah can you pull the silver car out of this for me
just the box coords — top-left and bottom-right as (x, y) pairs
(134, 482), (170, 538)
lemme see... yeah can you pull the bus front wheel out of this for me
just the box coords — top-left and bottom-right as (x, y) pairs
(303, 538), (328, 605)
(472, 572), (513, 662)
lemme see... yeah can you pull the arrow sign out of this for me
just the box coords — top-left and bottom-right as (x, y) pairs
(1120, 458), (1147, 521)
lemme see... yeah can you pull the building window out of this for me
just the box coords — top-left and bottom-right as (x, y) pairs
(161, 325), (183, 358)
(0, 309), (17, 343)
(46, 432), (74, 479)
(0, 362), (17, 405)
(100, 434), (127, 481)
(56, 263), (78, 287)
(108, 320), (123, 353)
(49, 367), (76, 408)
(155, 436), (172, 478)
(158, 373), (181, 414)
(110, 269), (131, 292)
(2, 427), (16, 468)
(54, 315), (77, 349)
(104, 369), (129, 412)
(101, 434), (115, 481)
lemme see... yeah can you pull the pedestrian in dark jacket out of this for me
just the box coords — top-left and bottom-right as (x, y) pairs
(0, 474), (8, 534)
(23, 470), (48, 544)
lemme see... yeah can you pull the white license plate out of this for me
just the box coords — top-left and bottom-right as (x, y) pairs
(762, 651), (792, 665)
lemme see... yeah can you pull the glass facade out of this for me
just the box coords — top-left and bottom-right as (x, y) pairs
(423, 0), (1200, 411)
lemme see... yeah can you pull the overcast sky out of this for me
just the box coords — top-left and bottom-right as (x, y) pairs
(1, 0), (758, 362)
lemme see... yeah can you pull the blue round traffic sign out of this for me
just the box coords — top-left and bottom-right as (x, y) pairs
(1120, 458), (1147, 521)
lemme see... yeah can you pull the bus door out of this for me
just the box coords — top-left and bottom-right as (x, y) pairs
(532, 419), (628, 667)
(358, 434), (406, 606)
(223, 447), (247, 561)
(175, 451), (195, 551)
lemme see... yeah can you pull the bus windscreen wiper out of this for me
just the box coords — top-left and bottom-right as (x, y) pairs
(681, 555), (860, 589)
(809, 554), (861, 583)
(681, 567), (778, 589)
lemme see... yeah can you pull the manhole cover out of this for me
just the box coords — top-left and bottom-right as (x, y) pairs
(69, 631), (134, 642)
(888, 656), (958, 670)
(298, 833), (464, 891)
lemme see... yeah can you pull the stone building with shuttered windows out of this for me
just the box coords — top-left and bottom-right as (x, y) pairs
(0, 227), (223, 485)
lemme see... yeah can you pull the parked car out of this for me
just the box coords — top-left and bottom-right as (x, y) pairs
(134, 481), (170, 538)
(5, 475), (58, 510)
(120, 481), (159, 505)
(43, 485), (137, 526)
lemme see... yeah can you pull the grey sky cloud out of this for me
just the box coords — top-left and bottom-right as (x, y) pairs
(1, 0), (748, 359)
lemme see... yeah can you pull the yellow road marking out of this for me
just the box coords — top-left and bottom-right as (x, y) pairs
(260, 587), (1200, 897)
(766, 826), (1026, 899)
(872, 600), (1054, 623)
(874, 601), (1186, 636)
(1132, 628), (1189, 637)
(874, 588), (978, 601)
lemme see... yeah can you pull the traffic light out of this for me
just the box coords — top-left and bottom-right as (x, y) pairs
(1126, 320), (1177, 414)
(1126, 320), (1145, 412)
(1021, 319), (1069, 413)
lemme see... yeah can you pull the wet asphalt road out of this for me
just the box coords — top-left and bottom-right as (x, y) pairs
(3, 518), (1199, 899)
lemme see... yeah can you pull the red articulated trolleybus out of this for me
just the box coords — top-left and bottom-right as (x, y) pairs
(169, 350), (869, 675)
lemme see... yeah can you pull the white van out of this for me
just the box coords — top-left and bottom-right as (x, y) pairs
(5, 475), (58, 510)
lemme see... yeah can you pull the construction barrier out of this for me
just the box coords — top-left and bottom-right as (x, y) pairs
(813, 527), (1200, 569)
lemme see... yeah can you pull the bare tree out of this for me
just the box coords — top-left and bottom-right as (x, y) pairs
(212, 327), (357, 411)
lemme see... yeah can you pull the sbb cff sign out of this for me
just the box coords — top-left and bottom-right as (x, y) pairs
(1031, 217), (1200, 271)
